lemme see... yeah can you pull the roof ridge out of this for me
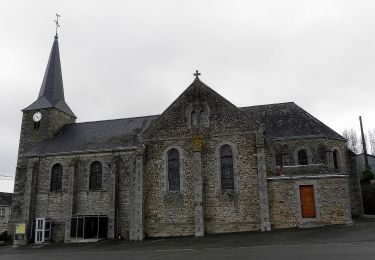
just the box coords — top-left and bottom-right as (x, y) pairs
(74, 114), (159, 125)
(240, 102), (294, 109)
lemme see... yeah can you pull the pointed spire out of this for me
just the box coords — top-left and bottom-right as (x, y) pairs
(38, 36), (64, 101)
(23, 35), (76, 118)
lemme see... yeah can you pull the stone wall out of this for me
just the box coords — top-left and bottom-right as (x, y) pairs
(144, 138), (195, 237)
(319, 178), (352, 225)
(202, 134), (260, 233)
(268, 176), (352, 229)
(28, 150), (135, 242)
(143, 80), (262, 237)
(347, 151), (364, 217)
(266, 138), (348, 176)
(117, 153), (135, 239)
(267, 179), (298, 229)
(10, 108), (75, 239)
(144, 133), (261, 237)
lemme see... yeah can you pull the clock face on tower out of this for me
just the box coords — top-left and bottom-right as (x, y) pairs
(33, 112), (42, 122)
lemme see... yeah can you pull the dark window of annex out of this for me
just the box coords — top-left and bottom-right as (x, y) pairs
(220, 144), (234, 190)
(89, 161), (102, 191)
(275, 154), (292, 166)
(298, 149), (308, 165)
(168, 148), (180, 191)
(50, 163), (63, 192)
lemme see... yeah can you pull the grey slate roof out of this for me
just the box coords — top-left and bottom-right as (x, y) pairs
(26, 101), (344, 156)
(0, 192), (12, 206)
(26, 115), (158, 156)
(23, 36), (76, 118)
(240, 102), (344, 140)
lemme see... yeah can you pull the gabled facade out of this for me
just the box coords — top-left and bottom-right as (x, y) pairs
(10, 34), (354, 243)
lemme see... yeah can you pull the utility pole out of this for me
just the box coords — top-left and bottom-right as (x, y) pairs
(359, 116), (370, 171)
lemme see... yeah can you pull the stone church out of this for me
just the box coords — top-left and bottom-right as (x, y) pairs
(10, 33), (355, 243)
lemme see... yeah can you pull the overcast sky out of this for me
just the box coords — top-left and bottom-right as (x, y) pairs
(1, 0), (375, 192)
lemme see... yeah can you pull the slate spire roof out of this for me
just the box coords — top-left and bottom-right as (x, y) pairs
(23, 35), (76, 118)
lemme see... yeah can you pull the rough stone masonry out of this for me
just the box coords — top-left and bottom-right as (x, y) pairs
(9, 34), (358, 243)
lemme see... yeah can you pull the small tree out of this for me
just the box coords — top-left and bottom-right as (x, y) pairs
(362, 169), (374, 183)
(343, 128), (360, 154)
(368, 129), (375, 156)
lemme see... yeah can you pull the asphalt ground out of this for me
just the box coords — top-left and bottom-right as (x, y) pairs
(1, 219), (375, 260)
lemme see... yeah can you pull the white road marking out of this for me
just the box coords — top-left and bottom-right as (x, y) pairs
(2, 241), (375, 257)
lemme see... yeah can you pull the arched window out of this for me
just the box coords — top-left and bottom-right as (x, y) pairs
(200, 110), (206, 126)
(298, 149), (308, 165)
(89, 161), (102, 191)
(275, 154), (282, 166)
(51, 163), (63, 192)
(333, 150), (340, 170)
(168, 148), (180, 191)
(220, 144), (234, 190)
(191, 111), (198, 127)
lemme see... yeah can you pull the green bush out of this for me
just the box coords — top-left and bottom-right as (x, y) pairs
(362, 183), (375, 214)
(362, 170), (374, 183)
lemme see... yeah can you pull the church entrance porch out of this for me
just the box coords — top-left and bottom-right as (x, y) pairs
(70, 215), (108, 242)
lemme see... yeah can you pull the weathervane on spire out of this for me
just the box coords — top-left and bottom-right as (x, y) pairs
(54, 13), (60, 37)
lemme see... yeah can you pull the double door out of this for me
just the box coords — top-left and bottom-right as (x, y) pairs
(35, 218), (51, 243)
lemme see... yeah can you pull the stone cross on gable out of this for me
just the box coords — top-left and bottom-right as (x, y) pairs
(193, 70), (201, 78)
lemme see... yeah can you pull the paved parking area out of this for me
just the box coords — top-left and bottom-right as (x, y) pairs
(1, 219), (375, 259)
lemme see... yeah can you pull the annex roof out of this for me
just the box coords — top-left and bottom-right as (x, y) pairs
(240, 102), (344, 140)
(0, 192), (12, 206)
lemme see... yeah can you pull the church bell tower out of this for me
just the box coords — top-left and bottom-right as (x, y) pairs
(11, 26), (76, 240)
(19, 33), (76, 161)
(19, 12), (74, 159)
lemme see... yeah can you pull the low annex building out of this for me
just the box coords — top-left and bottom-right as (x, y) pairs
(10, 34), (354, 243)
(0, 192), (12, 235)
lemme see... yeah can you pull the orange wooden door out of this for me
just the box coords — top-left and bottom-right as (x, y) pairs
(300, 185), (316, 218)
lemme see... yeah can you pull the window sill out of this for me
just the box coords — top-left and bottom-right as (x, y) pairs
(221, 189), (236, 197)
(164, 192), (183, 203)
(88, 189), (104, 192)
(275, 163), (323, 168)
(166, 190), (181, 193)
